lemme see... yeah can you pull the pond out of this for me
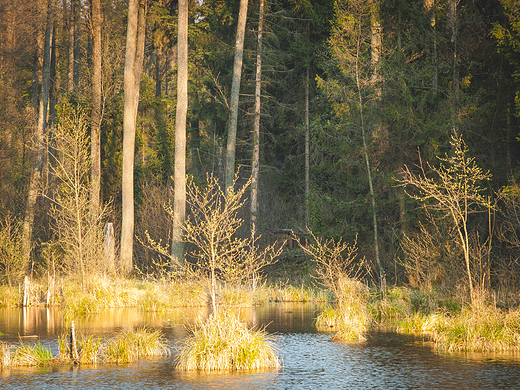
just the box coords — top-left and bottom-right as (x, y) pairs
(1, 303), (520, 389)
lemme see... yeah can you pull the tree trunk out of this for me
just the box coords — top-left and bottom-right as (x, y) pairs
(67, 0), (78, 93)
(304, 21), (311, 227)
(370, 0), (382, 98)
(424, 0), (437, 93)
(134, 1), (147, 116)
(369, 0), (385, 288)
(22, 0), (54, 268)
(449, 0), (459, 135)
(120, 0), (139, 274)
(171, 0), (188, 268)
(250, 0), (264, 234)
(304, 67), (310, 227)
(224, 0), (249, 192)
(90, 0), (102, 216)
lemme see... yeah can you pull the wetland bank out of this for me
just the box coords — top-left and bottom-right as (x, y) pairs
(2, 304), (520, 390)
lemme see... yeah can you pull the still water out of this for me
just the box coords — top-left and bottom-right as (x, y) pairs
(1, 303), (520, 389)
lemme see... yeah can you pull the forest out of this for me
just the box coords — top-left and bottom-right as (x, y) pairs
(2, 0), (520, 305)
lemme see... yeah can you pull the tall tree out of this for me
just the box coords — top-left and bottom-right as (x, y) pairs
(90, 0), (102, 216)
(22, 0), (55, 267)
(251, 0), (265, 233)
(317, 0), (386, 286)
(448, 0), (460, 135)
(67, 0), (79, 93)
(424, 0), (438, 94)
(224, 0), (248, 192)
(171, 0), (189, 268)
(120, 0), (147, 273)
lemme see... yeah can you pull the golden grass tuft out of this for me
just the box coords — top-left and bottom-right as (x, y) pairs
(176, 310), (280, 371)
(103, 328), (169, 364)
(11, 341), (54, 366)
(398, 312), (442, 334)
(0, 285), (22, 307)
(319, 278), (369, 342)
(62, 276), (208, 316)
(433, 304), (520, 352)
(0, 342), (11, 367)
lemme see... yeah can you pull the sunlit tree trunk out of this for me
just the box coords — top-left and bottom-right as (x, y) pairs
(448, 0), (459, 135)
(171, 0), (188, 268)
(90, 0), (102, 216)
(369, 0), (385, 288)
(225, 0), (248, 192)
(370, 0), (382, 98)
(251, 0), (264, 234)
(22, 0), (54, 267)
(67, 0), (78, 93)
(424, 0), (437, 94)
(120, 0), (147, 274)
(304, 22), (310, 227)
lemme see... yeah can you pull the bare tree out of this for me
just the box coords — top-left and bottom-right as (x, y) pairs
(399, 135), (493, 304)
(183, 174), (280, 312)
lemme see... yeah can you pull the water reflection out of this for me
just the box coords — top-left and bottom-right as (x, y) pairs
(0, 304), (519, 389)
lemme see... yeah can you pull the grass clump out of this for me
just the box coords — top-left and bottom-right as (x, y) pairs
(329, 279), (369, 341)
(315, 280), (369, 341)
(369, 287), (414, 326)
(11, 341), (54, 366)
(0, 342), (11, 367)
(104, 328), (169, 364)
(58, 333), (103, 364)
(398, 312), (442, 334)
(264, 282), (331, 303)
(316, 306), (338, 329)
(433, 304), (520, 352)
(176, 310), (280, 371)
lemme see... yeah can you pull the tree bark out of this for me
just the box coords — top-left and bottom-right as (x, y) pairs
(424, 0), (437, 93)
(370, 0), (382, 98)
(90, 0), (102, 216)
(120, 0), (139, 274)
(250, 0), (264, 234)
(22, 0), (54, 268)
(224, 0), (249, 193)
(449, 0), (459, 136)
(304, 20), (311, 227)
(67, 0), (78, 93)
(304, 65), (310, 227)
(171, 0), (188, 268)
